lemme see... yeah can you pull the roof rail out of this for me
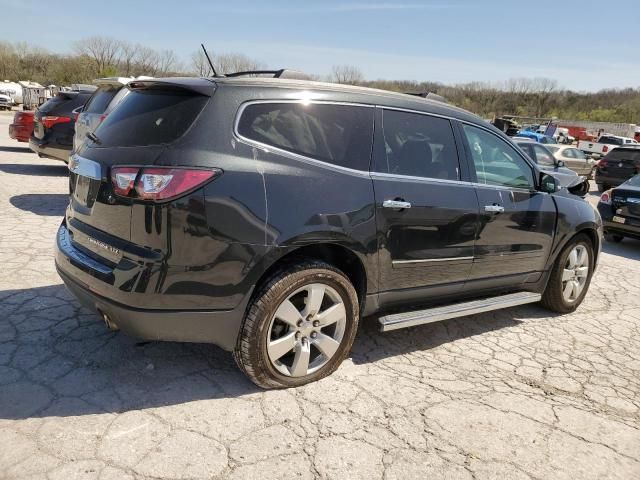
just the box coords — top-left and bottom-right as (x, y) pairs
(405, 92), (448, 103)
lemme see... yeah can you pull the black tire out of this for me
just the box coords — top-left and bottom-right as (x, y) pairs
(605, 234), (623, 243)
(541, 234), (594, 314)
(234, 260), (359, 389)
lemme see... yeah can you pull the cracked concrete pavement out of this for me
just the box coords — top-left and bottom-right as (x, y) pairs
(0, 112), (639, 479)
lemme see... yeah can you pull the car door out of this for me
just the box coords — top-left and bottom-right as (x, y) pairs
(372, 108), (481, 306)
(458, 123), (556, 289)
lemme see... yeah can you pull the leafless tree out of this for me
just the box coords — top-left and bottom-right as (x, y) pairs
(330, 65), (364, 85)
(156, 49), (178, 75)
(74, 36), (122, 74)
(190, 51), (263, 76)
(119, 41), (137, 76)
(134, 46), (160, 76)
(191, 50), (213, 76)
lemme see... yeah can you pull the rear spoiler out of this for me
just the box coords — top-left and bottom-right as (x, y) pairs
(128, 78), (216, 97)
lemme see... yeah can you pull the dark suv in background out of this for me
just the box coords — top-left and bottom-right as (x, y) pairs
(595, 146), (640, 191)
(29, 87), (95, 163)
(55, 76), (602, 388)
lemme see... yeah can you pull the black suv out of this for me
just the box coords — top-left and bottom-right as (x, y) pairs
(55, 76), (602, 388)
(595, 146), (640, 192)
(29, 88), (95, 163)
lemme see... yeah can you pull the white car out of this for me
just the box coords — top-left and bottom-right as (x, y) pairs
(546, 145), (597, 177)
(72, 76), (152, 152)
(0, 94), (14, 111)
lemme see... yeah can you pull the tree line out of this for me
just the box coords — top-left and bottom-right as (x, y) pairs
(1, 38), (638, 124)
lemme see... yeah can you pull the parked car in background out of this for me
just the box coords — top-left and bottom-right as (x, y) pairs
(578, 135), (638, 158)
(8, 111), (35, 142)
(29, 88), (95, 163)
(0, 94), (14, 111)
(514, 131), (557, 144)
(594, 146), (640, 192)
(597, 174), (640, 243)
(55, 75), (602, 388)
(516, 140), (589, 196)
(546, 145), (597, 177)
(73, 77), (151, 152)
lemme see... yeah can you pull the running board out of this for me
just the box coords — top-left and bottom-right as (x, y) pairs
(379, 291), (541, 332)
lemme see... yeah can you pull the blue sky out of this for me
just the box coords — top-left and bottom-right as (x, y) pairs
(2, 0), (639, 91)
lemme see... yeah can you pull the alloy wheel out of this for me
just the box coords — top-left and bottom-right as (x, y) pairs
(561, 245), (589, 303)
(266, 283), (347, 377)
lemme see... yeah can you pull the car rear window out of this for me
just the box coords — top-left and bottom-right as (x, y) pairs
(599, 136), (623, 145)
(39, 92), (92, 116)
(237, 102), (374, 171)
(84, 86), (120, 114)
(92, 89), (208, 147)
(606, 149), (640, 162)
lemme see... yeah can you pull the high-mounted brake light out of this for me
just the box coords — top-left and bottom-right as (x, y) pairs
(111, 167), (221, 201)
(602, 146), (609, 153)
(42, 116), (71, 129)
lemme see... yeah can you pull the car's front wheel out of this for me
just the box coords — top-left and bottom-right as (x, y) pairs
(541, 234), (594, 313)
(234, 260), (359, 389)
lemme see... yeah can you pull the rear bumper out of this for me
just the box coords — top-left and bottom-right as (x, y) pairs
(9, 123), (32, 142)
(55, 222), (246, 351)
(597, 204), (640, 239)
(594, 172), (629, 187)
(29, 137), (71, 163)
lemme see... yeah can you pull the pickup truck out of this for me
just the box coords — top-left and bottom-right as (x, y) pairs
(578, 135), (638, 158)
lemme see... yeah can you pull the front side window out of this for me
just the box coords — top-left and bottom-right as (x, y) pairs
(237, 102), (374, 171)
(377, 109), (460, 180)
(462, 124), (534, 189)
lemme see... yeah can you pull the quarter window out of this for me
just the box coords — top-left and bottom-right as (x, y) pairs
(462, 124), (534, 189)
(377, 109), (460, 180)
(237, 102), (374, 171)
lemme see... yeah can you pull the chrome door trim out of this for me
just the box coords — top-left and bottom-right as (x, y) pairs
(392, 256), (474, 265)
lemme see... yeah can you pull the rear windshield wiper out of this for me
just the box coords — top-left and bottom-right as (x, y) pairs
(86, 132), (102, 145)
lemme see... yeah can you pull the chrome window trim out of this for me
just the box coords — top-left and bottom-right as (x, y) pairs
(233, 99), (374, 178)
(393, 256), (474, 265)
(370, 171), (470, 187)
(68, 154), (102, 180)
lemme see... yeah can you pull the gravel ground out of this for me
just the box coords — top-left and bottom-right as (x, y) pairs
(0, 112), (639, 480)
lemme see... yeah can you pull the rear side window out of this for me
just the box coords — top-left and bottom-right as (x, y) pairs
(600, 136), (622, 145)
(532, 145), (555, 166)
(237, 102), (374, 171)
(93, 89), (207, 147)
(84, 86), (120, 114)
(39, 93), (91, 115)
(377, 109), (460, 180)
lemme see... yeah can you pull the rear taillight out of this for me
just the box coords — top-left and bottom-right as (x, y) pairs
(42, 116), (71, 129)
(602, 146), (609, 153)
(600, 190), (612, 204)
(111, 167), (221, 201)
(596, 159), (607, 168)
(111, 167), (139, 197)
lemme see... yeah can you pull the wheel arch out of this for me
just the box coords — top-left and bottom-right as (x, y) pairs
(250, 243), (369, 313)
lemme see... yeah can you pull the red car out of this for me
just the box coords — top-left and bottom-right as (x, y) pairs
(9, 111), (35, 143)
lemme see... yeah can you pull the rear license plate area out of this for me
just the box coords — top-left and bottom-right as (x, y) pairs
(612, 215), (626, 224)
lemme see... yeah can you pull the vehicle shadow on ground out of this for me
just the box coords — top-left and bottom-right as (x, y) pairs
(601, 237), (640, 261)
(0, 146), (33, 154)
(0, 283), (535, 420)
(10, 194), (68, 216)
(0, 163), (67, 177)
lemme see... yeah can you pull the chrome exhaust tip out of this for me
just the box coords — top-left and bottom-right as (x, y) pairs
(99, 310), (119, 331)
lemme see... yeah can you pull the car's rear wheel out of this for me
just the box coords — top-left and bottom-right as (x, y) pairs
(605, 234), (624, 243)
(541, 234), (594, 314)
(234, 260), (359, 389)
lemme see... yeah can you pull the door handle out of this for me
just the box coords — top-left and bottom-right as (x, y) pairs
(484, 204), (504, 213)
(383, 199), (412, 209)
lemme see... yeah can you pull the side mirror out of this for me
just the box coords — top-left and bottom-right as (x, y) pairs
(540, 173), (559, 193)
(556, 160), (565, 168)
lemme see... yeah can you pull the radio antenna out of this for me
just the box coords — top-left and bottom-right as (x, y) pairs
(200, 44), (218, 77)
